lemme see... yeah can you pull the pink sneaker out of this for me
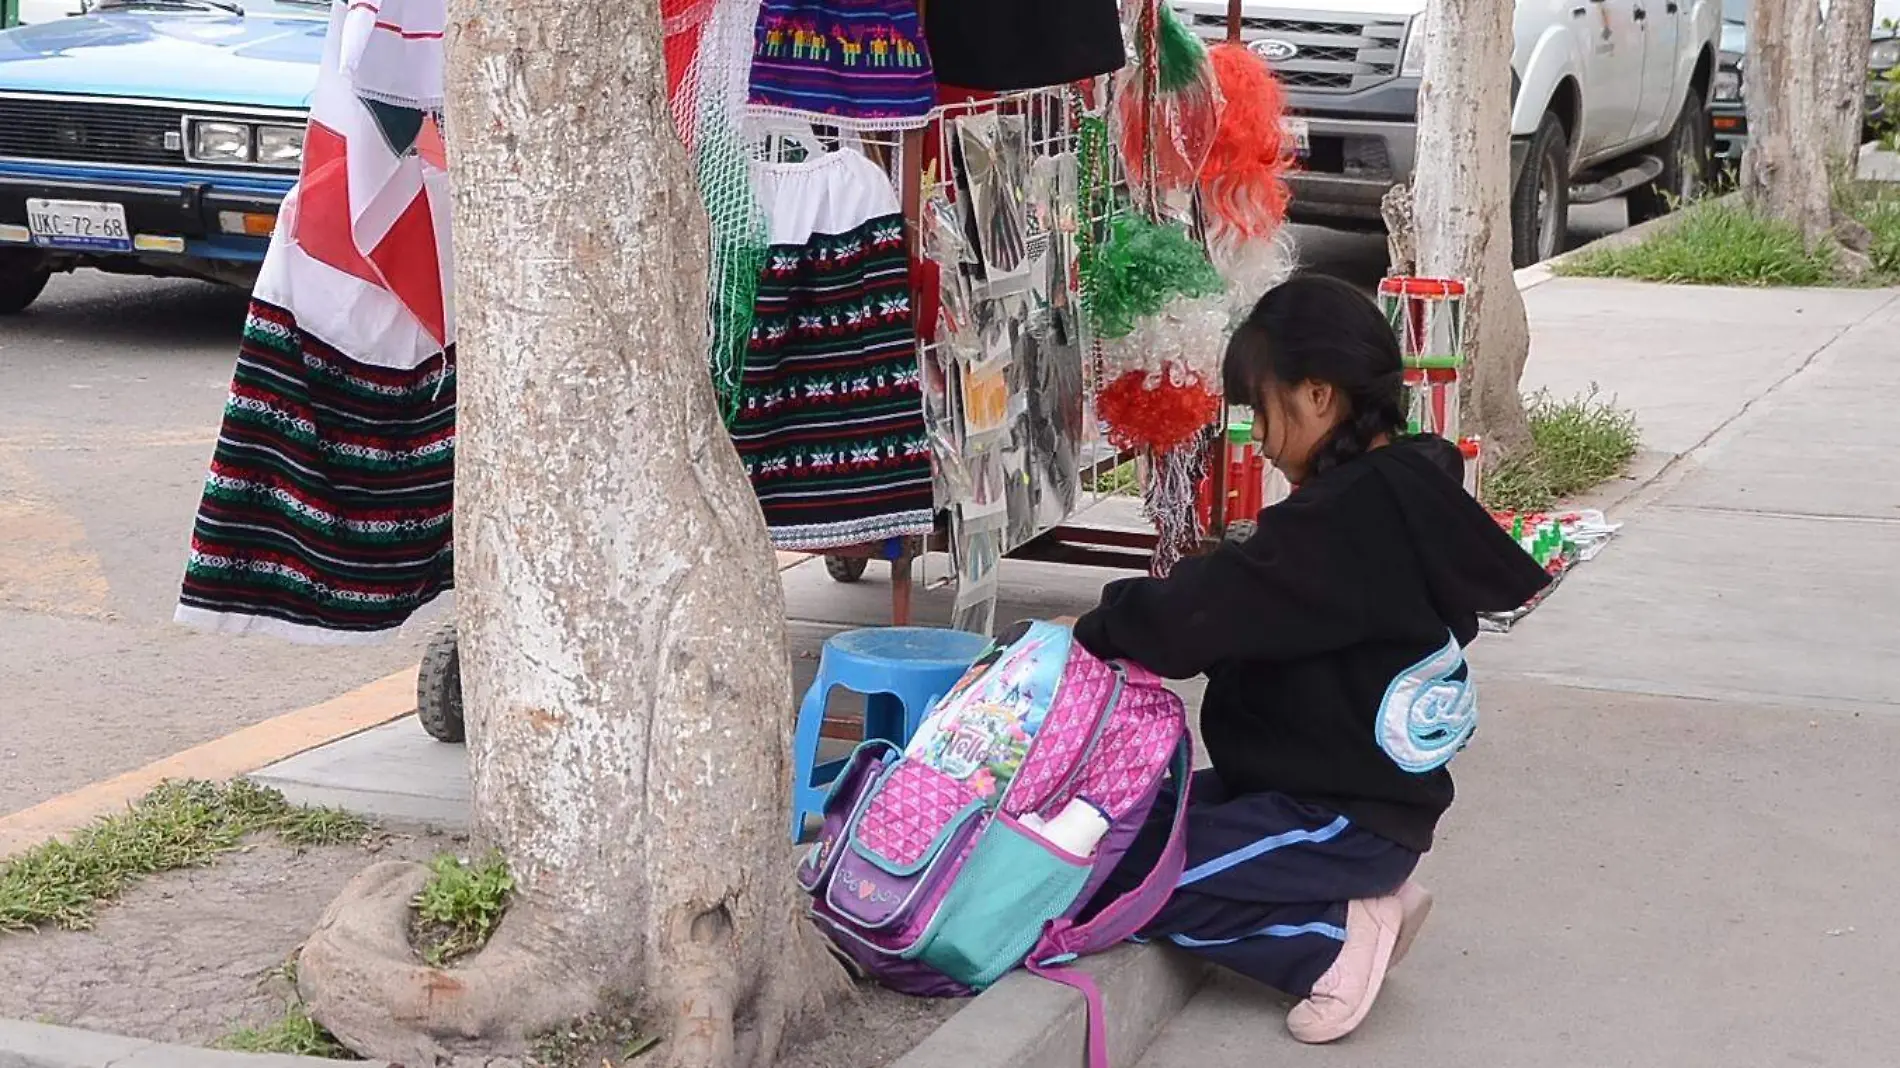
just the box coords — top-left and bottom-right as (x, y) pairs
(1389, 880), (1434, 970)
(1285, 894), (1403, 1044)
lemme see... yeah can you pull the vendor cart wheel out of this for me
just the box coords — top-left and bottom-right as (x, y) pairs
(825, 555), (869, 583)
(416, 622), (466, 743)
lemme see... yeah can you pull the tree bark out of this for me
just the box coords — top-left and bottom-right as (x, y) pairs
(297, 1), (848, 1065)
(1411, 0), (1532, 458)
(1819, 0), (1877, 167)
(1744, 0), (1833, 246)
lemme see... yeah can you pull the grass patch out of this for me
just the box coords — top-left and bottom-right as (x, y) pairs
(1085, 458), (1139, 496)
(1558, 200), (1836, 286)
(0, 779), (368, 934)
(217, 1003), (357, 1060)
(1560, 183), (1900, 288)
(1858, 189), (1900, 276)
(410, 850), (514, 967)
(1481, 389), (1640, 513)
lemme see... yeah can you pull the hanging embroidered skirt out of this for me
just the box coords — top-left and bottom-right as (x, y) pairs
(749, 0), (935, 129)
(732, 150), (935, 551)
(176, 298), (455, 642)
(176, 0), (457, 643)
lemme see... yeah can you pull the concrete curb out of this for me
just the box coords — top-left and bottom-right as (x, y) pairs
(0, 1020), (389, 1068)
(0, 952), (1209, 1068)
(892, 946), (1210, 1068)
(0, 668), (420, 860)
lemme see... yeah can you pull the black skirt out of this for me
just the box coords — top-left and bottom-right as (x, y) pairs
(924, 0), (1126, 92)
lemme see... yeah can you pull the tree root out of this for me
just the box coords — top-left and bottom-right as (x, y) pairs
(299, 862), (850, 1068)
(298, 861), (598, 1065)
(1380, 183), (1417, 277)
(1831, 208), (1876, 279)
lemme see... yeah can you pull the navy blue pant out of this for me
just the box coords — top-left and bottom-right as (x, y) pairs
(1090, 770), (1419, 997)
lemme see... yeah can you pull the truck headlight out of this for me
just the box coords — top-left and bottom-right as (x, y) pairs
(189, 120), (252, 164)
(1715, 68), (1742, 102)
(1400, 18), (1430, 78)
(256, 124), (306, 165)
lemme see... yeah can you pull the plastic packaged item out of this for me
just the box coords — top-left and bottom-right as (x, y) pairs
(1022, 797), (1111, 857)
(1458, 437), (1482, 499)
(1195, 420), (1273, 527)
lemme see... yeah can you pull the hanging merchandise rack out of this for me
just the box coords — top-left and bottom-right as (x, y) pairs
(409, 0), (1302, 738)
(781, 0), (1299, 634)
(171, 0), (1298, 744)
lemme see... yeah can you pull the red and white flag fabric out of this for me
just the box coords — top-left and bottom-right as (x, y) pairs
(264, 0), (453, 368)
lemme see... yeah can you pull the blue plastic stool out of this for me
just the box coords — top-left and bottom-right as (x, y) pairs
(789, 626), (990, 842)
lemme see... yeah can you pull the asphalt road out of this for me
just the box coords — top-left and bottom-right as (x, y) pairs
(0, 271), (437, 816)
(0, 202), (1624, 817)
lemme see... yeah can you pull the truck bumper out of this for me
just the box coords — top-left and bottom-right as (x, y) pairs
(1286, 117), (1533, 230)
(1286, 117), (1419, 228)
(0, 159), (292, 281)
(1712, 105), (1747, 163)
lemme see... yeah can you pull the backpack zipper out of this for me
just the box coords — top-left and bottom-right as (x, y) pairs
(1006, 662), (1125, 819)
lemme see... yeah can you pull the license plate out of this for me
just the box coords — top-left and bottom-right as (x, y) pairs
(1284, 118), (1311, 159)
(26, 198), (132, 252)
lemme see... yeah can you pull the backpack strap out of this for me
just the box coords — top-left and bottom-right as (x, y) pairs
(1023, 730), (1194, 1068)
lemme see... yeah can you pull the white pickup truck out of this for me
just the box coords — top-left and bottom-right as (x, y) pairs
(1177, 0), (1722, 267)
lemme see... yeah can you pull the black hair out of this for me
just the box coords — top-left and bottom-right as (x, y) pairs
(1220, 272), (1405, 478)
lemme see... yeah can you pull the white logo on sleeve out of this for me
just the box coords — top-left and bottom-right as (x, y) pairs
(1375, 633), (1477, 773)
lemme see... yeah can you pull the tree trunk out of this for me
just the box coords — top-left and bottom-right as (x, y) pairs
(1744, 0), (1833, 246)
(1819, 0), (1877, 167)
(296, 1), (847, 1065)
(1411, 0), (1532, 459)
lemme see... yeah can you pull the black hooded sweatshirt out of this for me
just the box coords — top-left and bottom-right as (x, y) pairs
(1073, 436), (1550, 853)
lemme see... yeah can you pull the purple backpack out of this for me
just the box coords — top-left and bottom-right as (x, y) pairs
(798, 620), (1192, 1068)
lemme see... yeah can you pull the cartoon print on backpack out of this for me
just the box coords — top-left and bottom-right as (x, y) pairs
(910, 620), (1072, 800)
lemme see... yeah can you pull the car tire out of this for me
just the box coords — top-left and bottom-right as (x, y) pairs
(1511, 113), (1570, 269)
(825, 555), (869, 583)
(416, 620), (466, 744)
(1628, 93), (1713, 224)
(0, 252), (51, 316)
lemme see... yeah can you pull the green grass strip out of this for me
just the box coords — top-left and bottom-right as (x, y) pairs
(0, 779), (368, 934)
(1559, 200), (1836, 287)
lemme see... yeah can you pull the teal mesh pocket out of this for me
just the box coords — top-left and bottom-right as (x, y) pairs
(910, 817), (1091, 989)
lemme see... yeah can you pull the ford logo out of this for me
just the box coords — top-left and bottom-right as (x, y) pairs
(1250, 38), (1299, 61)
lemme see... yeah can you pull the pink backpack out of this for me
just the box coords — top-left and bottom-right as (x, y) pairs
(798, 620), (1192, 1068)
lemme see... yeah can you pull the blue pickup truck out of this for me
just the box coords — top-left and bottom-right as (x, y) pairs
(0, 0), (323, 313)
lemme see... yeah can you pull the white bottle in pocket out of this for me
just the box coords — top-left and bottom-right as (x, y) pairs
(1033, 797), (1110, 858)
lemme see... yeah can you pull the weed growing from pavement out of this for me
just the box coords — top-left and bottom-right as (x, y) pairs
(1856, 189), (1900, 276)
(1482, 389), (1640, 513)
(411, 849), (514, 967)
(218, 1001), (357, 1060)
(0, 779), (368, 934)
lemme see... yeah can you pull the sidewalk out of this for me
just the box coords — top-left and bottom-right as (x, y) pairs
(217, 278), (1900, 1065)
(1139, 279), (1900, 1066)
(252, 527), (1146, 825)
